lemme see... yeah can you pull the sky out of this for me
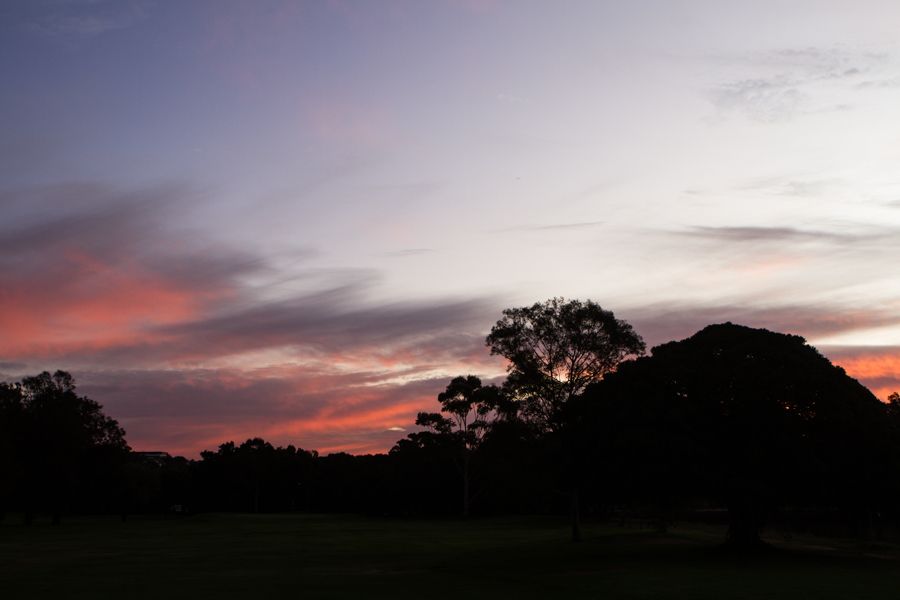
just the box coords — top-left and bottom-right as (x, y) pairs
(2, 0), (900, 456)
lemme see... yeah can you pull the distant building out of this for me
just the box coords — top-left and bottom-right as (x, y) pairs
(135, 451), (171, 465)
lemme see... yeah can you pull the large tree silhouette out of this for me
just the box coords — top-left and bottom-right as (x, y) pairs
(486, 298), (645, 540)
(586, 323), (891, 549)
(4, 371), (130, 524)
(486, 297), (645, 431)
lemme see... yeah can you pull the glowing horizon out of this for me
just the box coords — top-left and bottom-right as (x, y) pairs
(2, 1), (900, 457)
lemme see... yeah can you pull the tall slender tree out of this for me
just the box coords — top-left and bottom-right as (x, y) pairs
(416, 375), (509, 516)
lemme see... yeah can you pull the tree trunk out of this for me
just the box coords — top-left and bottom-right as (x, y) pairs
(726, 519), (762, 548)
(51, 484), (62, 526)
(655, 516), (668, 534)
(570, 487), (582, 542)
(462, 456), (470, 518)
(725, 501), (766, 550)
(654, 497), (669, 533)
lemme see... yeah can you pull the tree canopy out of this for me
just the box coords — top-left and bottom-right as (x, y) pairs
(410, 375), (510, 516)
(486, 297), (645, 431)
(583, 323), (892, 548)
(0, 371), (129, 523)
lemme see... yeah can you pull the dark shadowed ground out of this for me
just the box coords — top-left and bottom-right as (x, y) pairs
(2, 514), (900, 599)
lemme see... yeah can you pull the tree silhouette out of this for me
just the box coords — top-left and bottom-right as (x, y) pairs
(486, 298), (645, 540)
(0, 382), (25, 521)
(586, 323), (891, 549)
(196, 438), (315, 513)
(486, 297), (645, 431)
(415, 375), (509, 516)
(887, 392), (900, 419)
(3, 371), (130, 524)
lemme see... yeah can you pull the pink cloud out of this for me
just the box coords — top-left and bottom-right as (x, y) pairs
(79, 367), (456, 457)
(825, 346), (900, 400)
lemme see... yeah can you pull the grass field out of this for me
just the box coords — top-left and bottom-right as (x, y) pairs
(2, 513), (900, 599)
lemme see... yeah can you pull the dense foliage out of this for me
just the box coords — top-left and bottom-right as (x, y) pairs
(576, 323), (899, 545)
(0, 371), (129, 523)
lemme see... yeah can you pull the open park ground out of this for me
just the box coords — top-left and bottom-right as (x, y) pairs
(3, 514), (900, 598)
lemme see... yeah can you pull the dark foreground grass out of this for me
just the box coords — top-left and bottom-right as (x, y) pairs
(2, 513), (900, 599)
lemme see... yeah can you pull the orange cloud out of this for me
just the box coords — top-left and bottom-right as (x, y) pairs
(79, 365), (460, 458)
(1, 184), (502, 459)
(828, 348), (900, 400)
(0, 248), (229, 358)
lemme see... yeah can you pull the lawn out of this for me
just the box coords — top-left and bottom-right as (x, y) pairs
(2, 513), (900, 599)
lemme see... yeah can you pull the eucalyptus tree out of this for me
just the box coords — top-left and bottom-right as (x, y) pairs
(415, 375), (510, 516)
(486, 298), (645, 540)
(486, 297), (645, 431)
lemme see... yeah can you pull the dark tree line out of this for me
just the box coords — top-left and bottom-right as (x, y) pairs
(4, 299), (900, 551)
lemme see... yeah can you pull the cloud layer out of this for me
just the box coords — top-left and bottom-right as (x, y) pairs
(2, 181), (899, 456)
(4, 5), (900, 456)
(0, 183), (504, 455)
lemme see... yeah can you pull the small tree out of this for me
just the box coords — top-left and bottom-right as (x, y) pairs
(887, 392), (900, 418)
(416, 375), (509, 516)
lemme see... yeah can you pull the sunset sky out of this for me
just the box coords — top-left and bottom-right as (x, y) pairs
(2, 0), (900, 456)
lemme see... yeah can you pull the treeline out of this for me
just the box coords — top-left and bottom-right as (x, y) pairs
(4, 299), (900, 549)
(120, 433), (557, 518)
